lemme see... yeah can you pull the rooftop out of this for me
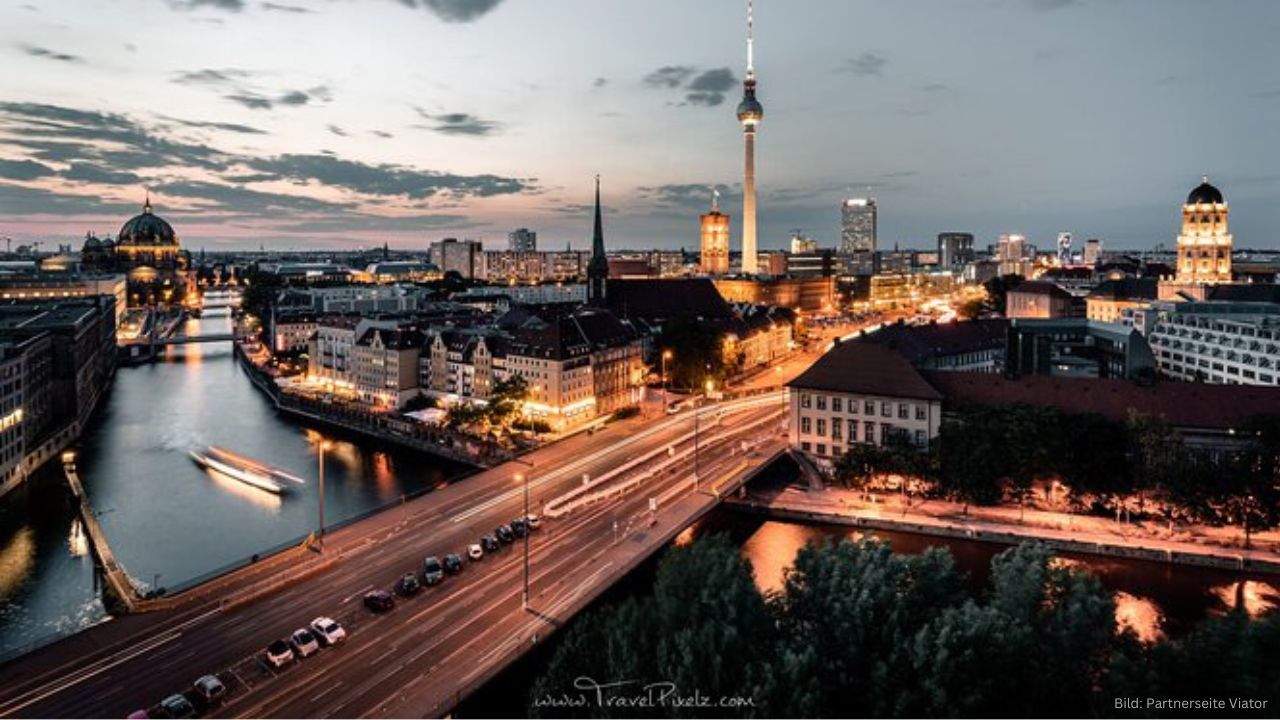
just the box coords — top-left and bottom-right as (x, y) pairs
(787, 342), (943, 401)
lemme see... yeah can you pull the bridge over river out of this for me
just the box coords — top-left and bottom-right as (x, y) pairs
(0, 392), (787, 718)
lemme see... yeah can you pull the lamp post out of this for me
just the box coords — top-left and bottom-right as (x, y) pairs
(519, 471), (529, 609)
(317, 440), (332, 548)
(661, 349), (672, 413)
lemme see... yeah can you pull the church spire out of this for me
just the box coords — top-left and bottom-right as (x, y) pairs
(144, 191), (152, 214)
(587, 174), (609, 307)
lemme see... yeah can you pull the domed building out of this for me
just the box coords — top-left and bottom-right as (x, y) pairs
(80, 195), (191, 305)
(1175, 176), (1232, 284)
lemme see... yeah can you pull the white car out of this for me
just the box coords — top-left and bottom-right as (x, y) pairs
(290, 627), (320, 658)
(264, 639), (294, 668)
(467, 543), (484, 561)
(310, 616), (346, 646)
(525, 514), (541, 531)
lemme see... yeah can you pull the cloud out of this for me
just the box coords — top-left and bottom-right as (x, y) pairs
(242, 153), (530, 198)
(0, 158), (56, 181)
(223, 87), (328, 110)
(327, 124), (348, 137)
(20, 44), (82, 63)
(841, 52), (887, 77)
(173, 68), (255, 85)
(372, 130), (394, 138)
(683, 68), (737, 106)
(278, 90), (311, 106)
(400, 0), (505, 23)
(415, 109), (501, 136)
(1028, 0), (1079, 10)
(261, 1), (312, 12)
(0, 184), (139, 215)
(644, 66), (696, 89)
(160, 116), (267, 134)
(168, 0), (245, 11)
(224, 93), (274, 110)
(592, 77), (609, 89)
(638, 182), (740, 212)
(62, 163), (143, 185)
(920, 83), (948, 93)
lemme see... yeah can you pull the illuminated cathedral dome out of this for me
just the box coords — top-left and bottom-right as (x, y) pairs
(118, 196), (178, 247)
(1186, 176), (1224, 206)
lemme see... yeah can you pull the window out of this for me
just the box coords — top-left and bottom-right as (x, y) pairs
(801, 441), (811, 452)
(898, 404), (909, 420)
(915, 429), (926, 447)
(832, 397), (843, 413)
(832, 420), (842, 441)
(847, 419), (857, 444)
(817, 418), (827, 436)
(916, 405), (927, 421)
(816, 395), (827, 411)
(864, 421), (875, 443)
(881, 402), (891, 418)
(800, 393), (811, 409)
(817, 443), (827, 456)
(864, 400), (875, 414)
(849, 398), (859, 415)
(801, 417), (811, 434)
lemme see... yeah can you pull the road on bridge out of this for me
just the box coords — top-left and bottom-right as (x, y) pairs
(0, 393), (787, 719)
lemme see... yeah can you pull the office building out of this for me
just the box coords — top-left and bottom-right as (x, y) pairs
(508, 228), (537, 252)
(790, 233), (817, 255)
(1175, 176), (1233, 285)
(429, 238), (482, 279)
(840, 198), (877, 254)
(1083, 238), (1102, 267)
(1140, 300), (1279, 386)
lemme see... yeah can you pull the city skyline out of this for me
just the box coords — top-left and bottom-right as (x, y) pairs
(1, 0), (1279, 251)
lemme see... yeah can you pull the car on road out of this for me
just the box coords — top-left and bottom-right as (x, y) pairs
(525, 514), (541, 530)
(494, 525), (514, 544)
(193, 675), (226, 703)
(467, 543), (484, 561)
(443, 553), (463, 574)
(363, 589), (395, 612)
(159, 694), (196, 719)
(395, 572), (421, 596)
(264, 639), (295, 668)
(290, 628), (320, 657)
(480, 534), (500, 552)
(310, 616), (346, 646)
(510, 518), (528, 538)
(422, 556), (444, 585)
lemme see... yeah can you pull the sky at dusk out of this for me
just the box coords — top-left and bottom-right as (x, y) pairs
(1, 0), (1278, 253)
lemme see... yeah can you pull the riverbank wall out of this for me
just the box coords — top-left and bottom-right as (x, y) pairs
(234, 342), (508, 468)
(724, 493), (1280, 575)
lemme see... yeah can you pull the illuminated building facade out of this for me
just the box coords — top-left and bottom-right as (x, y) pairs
(840, 198), (877, 254)
(699, 194), (731, 275)
(1175, 176), (1232, 284)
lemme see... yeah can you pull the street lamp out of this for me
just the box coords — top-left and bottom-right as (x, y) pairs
(518, 471), (529, 609)
(661, 349), (673, 413)
(317, 440), (332, 548)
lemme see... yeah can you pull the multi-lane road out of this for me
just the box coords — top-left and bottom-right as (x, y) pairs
(0, 392), (787, 718)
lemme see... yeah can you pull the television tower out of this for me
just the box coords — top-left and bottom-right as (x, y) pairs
(736, 0), (763, 275)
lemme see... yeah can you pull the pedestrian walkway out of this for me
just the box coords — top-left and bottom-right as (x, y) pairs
(726, 483), (1280, 574)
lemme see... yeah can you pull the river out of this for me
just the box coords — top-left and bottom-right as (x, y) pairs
(1, 310), (1278, 662)
(0, 310), (466, 659)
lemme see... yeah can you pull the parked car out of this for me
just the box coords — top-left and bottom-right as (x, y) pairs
(510, 518), (528, 538)
(494, 525), (514, 544)
(290, 628), (320, 657)
(422, 556), (444, 585)
(363, 589), (395, 612)
(395, 572), (421, 596)
(480, 534), (500, 552)
(264, 639), (295, 668)
(310, 616), (346, 646)
(442, 553), (463, 574)
(126, 710), (149, 719)
(159, 694), (195, 719)
(467, 543), (484, 561)
(193, 675), (226, 703)
(525, 514), (541, 531)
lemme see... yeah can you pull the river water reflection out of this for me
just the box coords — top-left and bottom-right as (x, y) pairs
(0, 311), (465, 657)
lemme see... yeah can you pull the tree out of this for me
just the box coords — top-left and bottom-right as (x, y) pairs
(658, 313), (729, 390)
(832, 443), (888, 491)
(957, 297), (987, 321)
(446, 401), (487, 430)
(485, 375), (529, 432)
(530, 535), (777, 718)
(771, 538), (966, 717)
(1210, 415), (1280, 547)
(935, 408), (1008, 512)
(1058, 412), (1131, 511)
(983, 273), (1025, 316)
